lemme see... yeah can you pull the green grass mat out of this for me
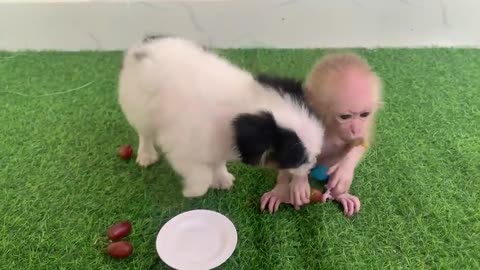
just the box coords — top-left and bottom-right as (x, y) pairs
(1, 48), (479, 269)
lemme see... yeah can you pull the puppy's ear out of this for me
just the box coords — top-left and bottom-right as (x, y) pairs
(232, 111), (277, 166)
(270, 127), (308, 169)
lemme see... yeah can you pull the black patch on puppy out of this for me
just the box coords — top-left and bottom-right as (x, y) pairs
(142, 34), (170, 43)
(232, 111), (308, 169)
(232, 111), (276, 165)
(255, 74), (305, 103)
(133, 51), (148, 61)
(142, 34), (208, 51)
(272, 125), (309, 168)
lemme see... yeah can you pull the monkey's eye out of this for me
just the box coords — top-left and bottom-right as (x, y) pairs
(360, 112), (370, 118)
(339, 114), (352, 120)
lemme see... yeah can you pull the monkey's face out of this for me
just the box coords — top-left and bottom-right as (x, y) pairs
(334, 110), (370, 141)
(327, 70), (378, 142)
(330, 93), (376, 142)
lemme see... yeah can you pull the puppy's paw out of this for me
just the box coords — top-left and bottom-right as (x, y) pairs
(211, 171), (235, 190)
(182, 184), (210, 198)
(136, 152), (158, 167)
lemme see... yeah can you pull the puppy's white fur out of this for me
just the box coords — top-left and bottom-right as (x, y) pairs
(118, 37), (324, 197)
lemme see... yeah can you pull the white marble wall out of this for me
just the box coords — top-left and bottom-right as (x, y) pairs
(0, 0), (479, 51)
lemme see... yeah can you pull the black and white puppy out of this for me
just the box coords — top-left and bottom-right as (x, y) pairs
(118, 36), (325, 197)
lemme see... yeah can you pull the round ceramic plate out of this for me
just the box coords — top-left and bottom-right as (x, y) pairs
(156, 209), (237, 270)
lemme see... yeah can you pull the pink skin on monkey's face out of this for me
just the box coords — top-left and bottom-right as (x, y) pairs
(335, 111), (370, 142)
(331, 70), (377, 142)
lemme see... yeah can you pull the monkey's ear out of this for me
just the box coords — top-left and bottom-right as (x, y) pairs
(232, 111), (277, 166)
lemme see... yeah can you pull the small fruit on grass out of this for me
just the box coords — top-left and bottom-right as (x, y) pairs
(107, 221), (132, 241)
(118, 145), (133, 160)
(107, 241), (133, 259)
(310, 188), (323, 203)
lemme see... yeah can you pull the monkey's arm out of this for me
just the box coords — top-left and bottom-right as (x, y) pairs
(343, 143), (367, 169)
(327, 143), (367, 196)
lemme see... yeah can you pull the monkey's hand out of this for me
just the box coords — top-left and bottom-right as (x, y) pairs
(290, 175), (311, 210)
(260, 181), (291, 214)
(326, 161), (354, 196)
(333, 192), (361, 217)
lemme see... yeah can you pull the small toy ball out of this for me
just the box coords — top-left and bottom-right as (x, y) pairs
(310, 165), (329, 181)
(310, 188), (323, 203)
(118, 145), (133, 160)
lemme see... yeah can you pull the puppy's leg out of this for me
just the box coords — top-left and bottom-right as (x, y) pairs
(211, 163), (234, 190)
(170, 158), (213, 198)
(136, 134), (159, 167)
(181, 165), (213, 198)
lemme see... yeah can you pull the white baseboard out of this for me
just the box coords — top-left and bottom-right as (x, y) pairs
(1, 0), (479, 51)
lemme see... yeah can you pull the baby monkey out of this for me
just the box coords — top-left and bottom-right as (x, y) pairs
(261, 53), (383, 216)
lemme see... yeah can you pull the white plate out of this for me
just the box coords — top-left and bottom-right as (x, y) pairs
(156, 209), (238, 270)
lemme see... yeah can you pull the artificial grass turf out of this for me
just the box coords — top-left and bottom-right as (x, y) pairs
(1, 48), (479, 270)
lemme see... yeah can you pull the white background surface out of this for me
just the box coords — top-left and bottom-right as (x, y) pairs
(1, 0), (479, 51)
